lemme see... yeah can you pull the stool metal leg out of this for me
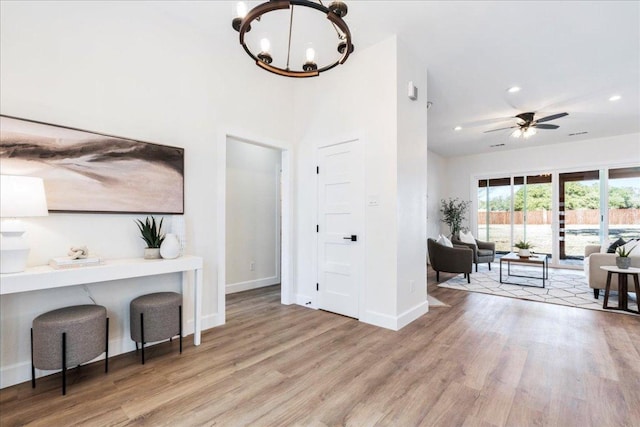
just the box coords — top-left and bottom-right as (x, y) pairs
(105, 317), (109, 373)
(179, 305), (183, 354)
(140, 312), (145, 365)
(62, 332), (67, 396)
(31, 328), (35, 389)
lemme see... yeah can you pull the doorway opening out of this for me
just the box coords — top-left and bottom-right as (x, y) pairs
(217, 134), (292, 325)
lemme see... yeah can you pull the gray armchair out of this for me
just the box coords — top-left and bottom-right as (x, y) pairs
(451, 237), (496, 272)
(427, 238), (473, 283)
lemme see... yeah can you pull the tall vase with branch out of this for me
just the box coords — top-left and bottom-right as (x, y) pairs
(440, 198), (471, 238)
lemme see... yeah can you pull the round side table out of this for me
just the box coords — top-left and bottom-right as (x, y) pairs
(599, 266), (640, 314)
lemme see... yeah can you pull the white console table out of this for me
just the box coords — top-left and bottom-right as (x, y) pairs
(0, 255), (204, 345)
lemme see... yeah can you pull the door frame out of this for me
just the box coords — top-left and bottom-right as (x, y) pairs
(313, 137), (365, 316)
(217, 130), (293, 325)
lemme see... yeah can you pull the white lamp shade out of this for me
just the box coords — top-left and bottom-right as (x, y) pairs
(0, 175), (49, 218)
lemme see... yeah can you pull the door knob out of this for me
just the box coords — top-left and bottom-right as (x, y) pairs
(343, 235), (357, 242)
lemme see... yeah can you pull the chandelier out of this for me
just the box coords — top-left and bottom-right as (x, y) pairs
(231, 1), (355, 78)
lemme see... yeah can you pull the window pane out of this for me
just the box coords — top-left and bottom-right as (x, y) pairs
(487, 178), (511, 253)
(559, 170), (600, 260)
(608, 167), (640, 242)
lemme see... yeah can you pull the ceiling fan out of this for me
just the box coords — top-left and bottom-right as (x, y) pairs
(484, 112), (569, 138)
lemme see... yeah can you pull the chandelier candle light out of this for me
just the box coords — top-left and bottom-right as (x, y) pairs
(232, 0), (354, 78)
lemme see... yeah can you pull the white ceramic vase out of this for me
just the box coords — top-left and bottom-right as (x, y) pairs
(160, 233), (181, 259)
(518, 248), (530, 257)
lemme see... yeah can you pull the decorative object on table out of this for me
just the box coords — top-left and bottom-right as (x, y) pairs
(135, 216), (165, 259)
(230, 0), (355, 78)
(160, 233), (181, 259)
(615, 244), (636, 269)
(0, 175), (49, 274)
(0, 115), (184, 214)
(49, 255), (102, 269)
(67, 245), (89, 259)
(514, 240), (533, 257)
(440, 197), (470, 238)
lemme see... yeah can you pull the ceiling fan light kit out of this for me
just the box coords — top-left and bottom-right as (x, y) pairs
(485, 111), (569, 139)
(231, 0), (355, 78)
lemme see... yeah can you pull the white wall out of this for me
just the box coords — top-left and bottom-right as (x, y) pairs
(225, 138), (281, 293)
(293, 36), (429, 330)
(395, 39), (429, 323)
(427, 149), (447, 240)
(0, 1), (294, 388)
(443, 133), (640, 232)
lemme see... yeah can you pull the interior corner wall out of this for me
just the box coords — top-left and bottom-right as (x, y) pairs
(292, 36), (400, 327)
(442, 133), (640, 232)
(395, 39), (428, 323)
(427, 149), (446, 241)
(0, 2), (294, 388)
(225, 138), (281, 293)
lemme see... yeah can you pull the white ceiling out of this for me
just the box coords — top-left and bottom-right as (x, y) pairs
(162, 1), (640, 158)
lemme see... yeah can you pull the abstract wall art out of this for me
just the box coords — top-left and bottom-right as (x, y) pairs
(0, 115), (184, 214)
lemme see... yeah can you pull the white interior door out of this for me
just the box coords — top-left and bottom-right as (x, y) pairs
(317, 140), (364, 318)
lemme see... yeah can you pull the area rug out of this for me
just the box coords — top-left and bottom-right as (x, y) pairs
(438, 264), (638, 315)
(427, 294), (449, 307)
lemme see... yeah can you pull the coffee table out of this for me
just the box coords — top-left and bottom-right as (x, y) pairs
(599, 266), (640, 314)
(500, 252), (549, 288)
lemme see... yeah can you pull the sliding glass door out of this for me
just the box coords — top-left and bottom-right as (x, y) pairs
(558, 170), (600, 265)
(477, 165), (639, 267)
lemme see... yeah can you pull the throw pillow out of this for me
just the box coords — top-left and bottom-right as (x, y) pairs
(437, 234), (453, 248)
(606, 237), (626, 253)
(459, 230), (476, 245)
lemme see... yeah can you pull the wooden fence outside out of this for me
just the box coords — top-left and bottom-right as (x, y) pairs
(478, 208), (639, 225)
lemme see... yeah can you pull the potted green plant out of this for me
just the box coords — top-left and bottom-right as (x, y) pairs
(135, 216), (165, 259)
(514, 240), (533, 257)
(615, 245), (635, 269)
(440, 198), (470, 238)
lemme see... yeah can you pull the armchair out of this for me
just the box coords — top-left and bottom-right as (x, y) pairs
(427, 238), (473, 283)
(451, 237), (496, 272)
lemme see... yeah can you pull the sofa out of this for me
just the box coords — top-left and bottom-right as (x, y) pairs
(584, 244), (640, 298)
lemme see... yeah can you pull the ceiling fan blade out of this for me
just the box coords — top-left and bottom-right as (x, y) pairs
(534, 124), (560, 130)
(535, 112), (568, 123)
(483, 126), (517, 133)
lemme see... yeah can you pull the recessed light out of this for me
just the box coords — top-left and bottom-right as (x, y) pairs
(454, 126), (462, 131)
(507, 86), (521, 93)
(609, 95), (621, 101)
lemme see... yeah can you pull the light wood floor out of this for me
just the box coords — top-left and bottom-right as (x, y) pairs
(1, 269), (639, 426)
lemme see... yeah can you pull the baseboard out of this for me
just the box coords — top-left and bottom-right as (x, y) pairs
(396, 300), (429, 330)
(226, 276), (279, 294)
(360, 301), (429, 331)
(360, 310), (398, 330)
(296, 293), (315, 308)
